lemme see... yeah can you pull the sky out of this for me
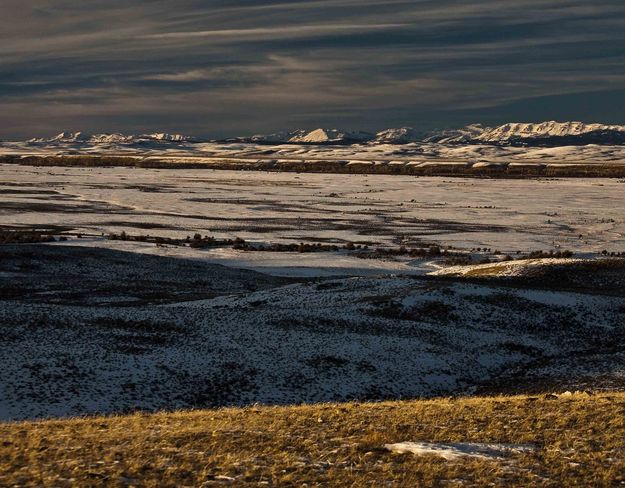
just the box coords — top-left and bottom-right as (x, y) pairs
(2, 0), (625, 139)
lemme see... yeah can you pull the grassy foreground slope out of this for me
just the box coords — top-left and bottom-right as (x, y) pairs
(2, 393), (625, 487)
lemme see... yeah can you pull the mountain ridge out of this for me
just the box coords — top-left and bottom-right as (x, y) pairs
(21, 121), (625, 147)
(441, 121), (625, 145)
(27, 132), (196, 144)
(233, 121), (625, 146)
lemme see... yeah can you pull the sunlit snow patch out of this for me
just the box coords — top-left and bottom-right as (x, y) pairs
(384, 442), (536, 461)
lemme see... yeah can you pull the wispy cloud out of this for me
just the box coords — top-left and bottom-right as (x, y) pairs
(1, 0), (625, 138)
(140, 23), (406, 41)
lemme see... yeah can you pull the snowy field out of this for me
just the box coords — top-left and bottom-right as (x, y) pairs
(2, 165), (625, 420)
(2, 244), (625, 420)
(1, 164), (624, 275)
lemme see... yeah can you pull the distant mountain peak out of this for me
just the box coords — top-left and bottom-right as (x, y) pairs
(144, 133), (193, 142)
(375, 127), (424, 144)
(245, 128), (374, 144)
(287, 128), (374, 144)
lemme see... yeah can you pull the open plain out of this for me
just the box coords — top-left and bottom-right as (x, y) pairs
(2, 163), (625, 422)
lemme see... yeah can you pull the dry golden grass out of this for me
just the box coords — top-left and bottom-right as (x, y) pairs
(462, 263), (511, 277)
(2, 393), (625, 487)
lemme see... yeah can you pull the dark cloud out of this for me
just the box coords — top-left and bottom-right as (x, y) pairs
(2, 1), (625, 138)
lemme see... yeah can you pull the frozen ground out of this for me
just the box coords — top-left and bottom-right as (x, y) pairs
(1, 165), (624, 268)
(1, 245), (625, 421)
(2, 166), (625, 421)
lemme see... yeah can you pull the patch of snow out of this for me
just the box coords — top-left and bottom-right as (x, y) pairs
(384, 442), (536, 460)
(430, 259), (588, 278)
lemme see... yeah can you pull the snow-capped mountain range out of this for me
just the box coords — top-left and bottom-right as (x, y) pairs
(20, 121), (625, 147)
(27, 132), (196, 144)
(436, 122), (625, 145)
(233, 121), (625, 145)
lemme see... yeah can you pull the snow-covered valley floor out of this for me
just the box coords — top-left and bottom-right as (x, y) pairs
(2, 164), (625, 257)
(1, 166), (625, 420)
